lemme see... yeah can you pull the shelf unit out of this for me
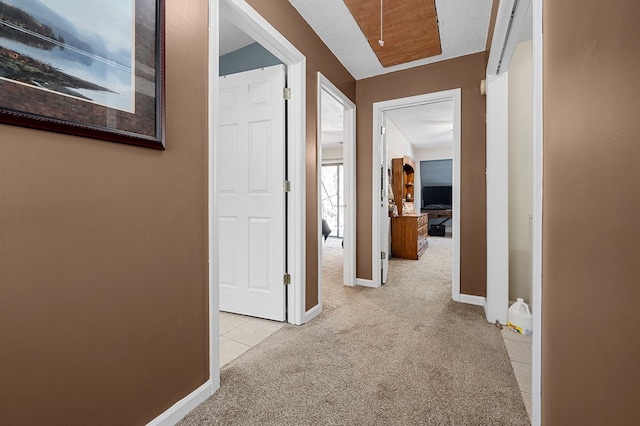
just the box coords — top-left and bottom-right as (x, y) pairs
(391, 156), (416, 215)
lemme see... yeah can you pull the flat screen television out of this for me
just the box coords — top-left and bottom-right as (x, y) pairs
(422, 186), (452, 210)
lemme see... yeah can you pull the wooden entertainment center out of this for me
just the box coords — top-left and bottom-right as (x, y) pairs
(390, 156), (429, 260)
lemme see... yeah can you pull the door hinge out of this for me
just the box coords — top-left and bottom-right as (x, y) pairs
(283, 180), (291, 192)
(381, 251), (386, 260)
(283, 87), (291, 100)
(283, 273), (291, 285)
(380, 126), (386, 135)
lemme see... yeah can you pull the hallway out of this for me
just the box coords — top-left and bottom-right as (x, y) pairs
(182, 238), (529, 425)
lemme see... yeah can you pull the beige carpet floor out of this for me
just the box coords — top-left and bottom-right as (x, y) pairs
(180, 237), (530, 425)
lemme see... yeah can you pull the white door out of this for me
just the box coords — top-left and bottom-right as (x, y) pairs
(380, 118), (389, 284)
(218, 65), (286, 321)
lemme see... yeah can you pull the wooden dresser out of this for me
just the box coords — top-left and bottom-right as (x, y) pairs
(391, 213), (429, 260)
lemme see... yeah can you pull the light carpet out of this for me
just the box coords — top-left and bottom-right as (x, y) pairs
(180, 237), (530, 425)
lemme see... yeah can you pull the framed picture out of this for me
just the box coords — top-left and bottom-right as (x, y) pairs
(0, 0), (165, 149)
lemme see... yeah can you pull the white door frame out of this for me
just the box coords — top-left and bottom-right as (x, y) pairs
(313, 73), (356, 321)
(211, 0), (307, 388)
(485, 0), (534, 325)
(531, 1), (543, 424)
(486, 0), (541, 424)
(371, 89), (465, 304)
(380, 116), (389, 284)
(485, 70), (510, 324)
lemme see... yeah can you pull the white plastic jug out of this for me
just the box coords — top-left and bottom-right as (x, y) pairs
(507, 298), (532, 335)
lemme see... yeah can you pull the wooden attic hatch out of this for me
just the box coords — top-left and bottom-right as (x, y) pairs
(343, 0), (442, 67)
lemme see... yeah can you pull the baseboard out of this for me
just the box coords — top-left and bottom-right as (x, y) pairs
(305, 304), (322, 323)
(356, 278), (376, 288)
(455, 293), (486, 307)
(147, 380), (215, 426)
(483, 297), (490, 320)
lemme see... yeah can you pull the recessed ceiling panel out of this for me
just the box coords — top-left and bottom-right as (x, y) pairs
(343, 0), (442, 67)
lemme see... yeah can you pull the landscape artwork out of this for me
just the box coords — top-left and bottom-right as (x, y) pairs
(0, 0), (135, 112)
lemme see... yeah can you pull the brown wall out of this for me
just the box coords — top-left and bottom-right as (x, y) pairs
(0, 0), (209, 424)
(245, 0), (356, 310)
(355, 53), (487, 296)
(542, 1), (640, 423)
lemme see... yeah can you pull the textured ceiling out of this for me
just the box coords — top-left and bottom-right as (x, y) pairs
(386, 100), (454, 149)
(288, 0), (493, 80)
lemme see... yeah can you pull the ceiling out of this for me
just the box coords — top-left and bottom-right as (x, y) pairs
(342, 0), (441, 68)
(219, 1), (508, 153)
(219, 15), (254, 56)
(288, 0), (494, 80)
(320, 90), (345, 149)
(319, 97), (455, 151)
(385, 101), (454, 149)
(290, 0), (489, 151)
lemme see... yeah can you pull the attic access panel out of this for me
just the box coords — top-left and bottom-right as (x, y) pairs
(343, 0), (442, 67)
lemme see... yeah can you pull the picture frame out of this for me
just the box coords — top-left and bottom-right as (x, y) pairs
(0, 0), (165, 149)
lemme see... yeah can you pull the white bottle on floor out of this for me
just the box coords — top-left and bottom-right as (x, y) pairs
(507, 298), (532, 335)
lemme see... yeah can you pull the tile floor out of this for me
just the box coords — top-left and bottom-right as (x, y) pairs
(219, 311), (285, 367)
(501, 327), (533, 421)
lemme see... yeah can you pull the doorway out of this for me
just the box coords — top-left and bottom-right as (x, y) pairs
(210, 0), (307, 387)
(371, 89), (470, 306)
(315, 73), (356, 319)
(486, 0), (539, 422)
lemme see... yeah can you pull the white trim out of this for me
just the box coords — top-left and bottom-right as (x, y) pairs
(370, 106), (381, 288)
(316, 104), (323, 311)
(380, 119), (389, 284)
(531, 0), (543, 424)
(218, 0), (307, 327)
(356, 278), (376, 288)
(484, 0), (536, 326)
(208, 0), (221, 396)
(305, 303), (322, 323)
(286, 59), (307, 327)
(372, 90), (462, 299)
(146, 381), (214, 426)
(487, 0), (533, 75)
(484, 72), (510, 324)
(456, 294), (485, 307)
(317, 73), (357, 313)
(449, 91), (462, 303)
(486, 1), (541, 422)
(484, 0), (535, 325)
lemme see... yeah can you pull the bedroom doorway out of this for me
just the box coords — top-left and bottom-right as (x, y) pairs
(315, 73), (356, 319)
(210, 0), (307, 389)
(372, 89), (472, 306)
